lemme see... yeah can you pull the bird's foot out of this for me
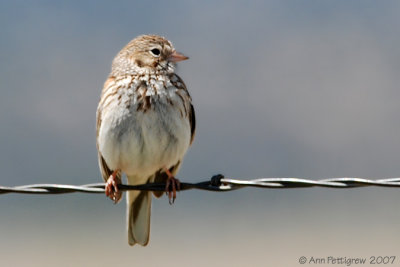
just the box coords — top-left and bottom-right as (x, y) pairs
(164, 168), (180, 205)
(105, 170), (122, 204)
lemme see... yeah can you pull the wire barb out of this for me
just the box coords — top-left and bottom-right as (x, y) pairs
(1, 175), (400, 195)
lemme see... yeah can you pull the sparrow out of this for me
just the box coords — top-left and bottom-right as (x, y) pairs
(96, 34), (195, 246)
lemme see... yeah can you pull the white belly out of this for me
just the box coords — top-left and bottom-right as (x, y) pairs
(98, 92), (191, 177)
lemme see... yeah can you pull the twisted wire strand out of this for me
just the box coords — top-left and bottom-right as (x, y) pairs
(1, 175), (400, 195)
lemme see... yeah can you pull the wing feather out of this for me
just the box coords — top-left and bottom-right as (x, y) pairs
(96, 77), (121, 183)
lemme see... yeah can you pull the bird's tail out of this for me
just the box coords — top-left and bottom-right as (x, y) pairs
(126, 176), (152, 246)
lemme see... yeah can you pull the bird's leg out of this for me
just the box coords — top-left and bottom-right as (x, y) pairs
(105, 170), (122, 204)
(164, 168), (180, 204)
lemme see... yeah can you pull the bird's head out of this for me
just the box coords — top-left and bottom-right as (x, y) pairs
(111, 34), (188, 76)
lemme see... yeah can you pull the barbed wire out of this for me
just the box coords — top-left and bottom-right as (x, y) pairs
(1, 175), (400, 195)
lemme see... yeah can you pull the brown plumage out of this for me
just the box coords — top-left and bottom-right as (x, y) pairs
(96, 34), (195, 246)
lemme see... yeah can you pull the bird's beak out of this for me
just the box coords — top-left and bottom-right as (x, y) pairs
(168, 51), (189, 62)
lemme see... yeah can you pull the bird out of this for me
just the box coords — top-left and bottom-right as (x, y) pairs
(96, 34), (195, 246)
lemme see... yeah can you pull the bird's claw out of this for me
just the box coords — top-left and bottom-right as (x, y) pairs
(105, 172), (122, 204)
(165, 176), (180, 204)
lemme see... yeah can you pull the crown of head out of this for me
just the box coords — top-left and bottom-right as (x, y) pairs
(111, 35), (184, 76)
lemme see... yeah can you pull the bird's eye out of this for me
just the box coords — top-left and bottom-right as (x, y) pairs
(150, 48), (161, 57)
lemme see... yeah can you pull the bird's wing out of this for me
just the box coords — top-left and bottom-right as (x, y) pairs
(189, 103), (196, 145)
(171, 73), (196, 145)
(96, 77), (121, 183)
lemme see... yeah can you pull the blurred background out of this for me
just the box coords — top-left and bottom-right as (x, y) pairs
(1, 1), (400, 266)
